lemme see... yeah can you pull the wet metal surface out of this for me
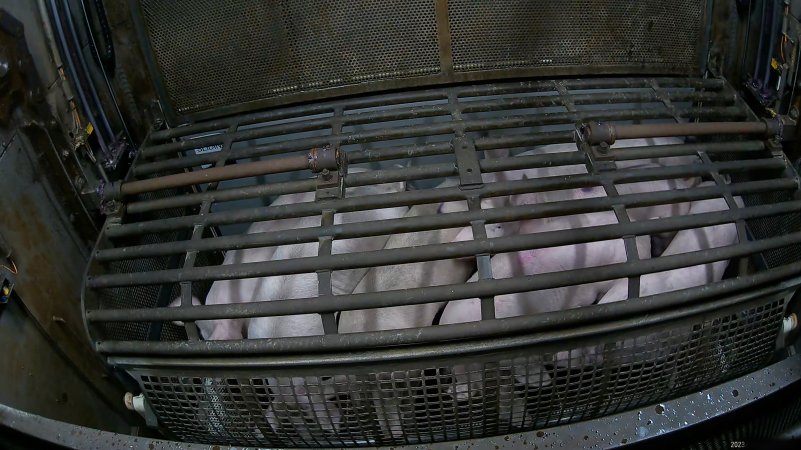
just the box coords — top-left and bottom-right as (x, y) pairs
(2, 352), (800, 449)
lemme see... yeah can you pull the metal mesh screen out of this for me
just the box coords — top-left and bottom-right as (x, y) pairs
(448, 0), (705, 72)
(744, 190), (801, 269)
(132, 0), (706, 121)
(137, 0), (440, 117)
(130, 296), (785, 447)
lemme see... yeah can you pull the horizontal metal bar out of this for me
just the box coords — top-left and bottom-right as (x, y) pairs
(458, 90), (728, 114)
(120, 154), (313, 197)
(107, 157), (786, 238)
(125, 179), (317, 215)
(95, 179), (797, 262)
(583, 121), (776, 145)
(148, 102), (451, 158)
(147, 77), (727, 142)
(149, 91), (451, 142)
(133, 136), (333, 176)
(455, 77), (726, 98)
(0, 402), (222, 450)
(88, 229), (801, 320)
(480, 151), (586, 173)
(347, 141), (453, 164)
(142, 103), (453, 159)
(144, 117), (334, 158)
(473, 131), (576, 151)
(129, 135), (577, 213)
(138, 128), (572, 179)
(134, 106), (743, 176)
(608, 140), (766, 160)
(95, 266), (801, 358)
(88, 198), (801, 288)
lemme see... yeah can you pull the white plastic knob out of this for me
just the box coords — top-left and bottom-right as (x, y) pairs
(123, 392), (147, 415)
(783, 313), (798, 337)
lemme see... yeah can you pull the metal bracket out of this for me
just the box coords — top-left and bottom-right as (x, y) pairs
(314, 146), (345, 201)
(453, 136), (483, 189)
(315, 169), (342, 201)
(103, 138), (132, 170)
(766, 138), (786, 157)
(577, 128), (616, 164)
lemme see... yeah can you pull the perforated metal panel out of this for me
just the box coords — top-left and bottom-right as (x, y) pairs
(448, 0), (705, 73)
(125, 295), (786, 447)
(136, 0), (440, 119)
(131, 0), (707, 122)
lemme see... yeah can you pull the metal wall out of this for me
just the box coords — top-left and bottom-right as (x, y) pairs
(129, 0), (710, 124)
(0, 0), (133, 432)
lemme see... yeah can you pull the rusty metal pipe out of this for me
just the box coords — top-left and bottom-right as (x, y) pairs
(116, 147), (338, 198)
(581, 120), (781, 145)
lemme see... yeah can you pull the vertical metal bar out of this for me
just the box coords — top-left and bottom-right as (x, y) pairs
(318, 107), (344, 334)
(698, 151), (750, 275)
(449, 90), (494, 320)
(318, 214), (338, 335)
(650, 79), (681, 121)
(554, 81), (576, 113)
(579, 81), (643, 301)
(434, 0), (454, 76)
(584, 171), (632, 415)
(467, 196), (496, 321)
(180, 124), (238, 340)
(699, 0), (715, 75)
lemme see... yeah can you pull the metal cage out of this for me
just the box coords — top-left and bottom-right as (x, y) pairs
(83, 77), (801, 446)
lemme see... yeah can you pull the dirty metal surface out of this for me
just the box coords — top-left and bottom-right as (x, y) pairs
(3, 351), (800, 450)
(0, 128), (130, 420)
(0, 300), (129, 432)
(129, 0), (708, 123)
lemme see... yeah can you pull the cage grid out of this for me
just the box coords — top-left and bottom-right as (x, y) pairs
(83, 77), (801, 446)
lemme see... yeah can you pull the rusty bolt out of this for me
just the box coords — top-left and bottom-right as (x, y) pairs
(321, 168), (332, 181)
(597, 142), (610, 154)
